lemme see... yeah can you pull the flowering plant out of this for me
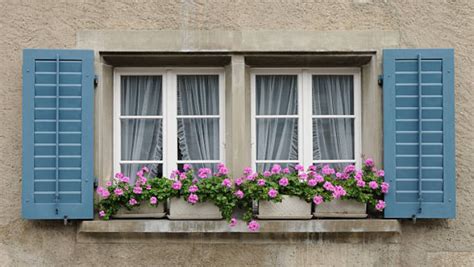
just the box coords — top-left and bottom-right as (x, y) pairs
(96, 167), (177, 220)
(170, 163), (238, 222)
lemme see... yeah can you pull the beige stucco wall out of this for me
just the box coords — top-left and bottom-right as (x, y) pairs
(0, 0), (473, 266)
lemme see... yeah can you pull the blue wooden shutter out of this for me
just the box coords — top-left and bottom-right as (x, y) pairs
(383, 49), (455, 219)
(22, 49), (94, 219)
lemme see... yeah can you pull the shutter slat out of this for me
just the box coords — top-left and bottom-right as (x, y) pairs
(383, 48), (455, 219)
(22, 49), (94, 220)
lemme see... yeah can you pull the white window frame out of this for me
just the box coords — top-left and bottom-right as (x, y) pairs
(113, 67), (226, 177)
(250, 68), (361, 170)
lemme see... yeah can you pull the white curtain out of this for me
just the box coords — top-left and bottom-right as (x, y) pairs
(312, 75), (354, 170)
(177, 75), (219, 171)
(256, 75), (298, 172)
(121, 76), (163, 180)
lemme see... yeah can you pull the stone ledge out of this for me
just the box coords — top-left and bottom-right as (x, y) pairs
(78, 219), (401, 234)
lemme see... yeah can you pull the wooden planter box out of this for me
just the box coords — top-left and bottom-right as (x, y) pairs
(167, 197), (222, 220)
(257, 195), (312, 219)
(314, 199), (367, 218)
(112, 201), (166, 219)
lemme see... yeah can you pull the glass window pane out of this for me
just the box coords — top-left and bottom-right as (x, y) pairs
(178, 118), (219, 161)
(257, 118), (298, 160)
(121, 163), (162, 180)
(256, 75), (298, 115)
(313, 75), (353, 115)
(178, 75), (219, 115)
(121, 76), (162, 115)
(121, 119), (162, 160)
(313, 118), (354, 161)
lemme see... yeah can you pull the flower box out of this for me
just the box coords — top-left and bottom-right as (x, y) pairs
(167, 197), (223, 220)
(257, 195), (312, 219)
(112, 201), (166, 219)
(314, 199), (367, 218)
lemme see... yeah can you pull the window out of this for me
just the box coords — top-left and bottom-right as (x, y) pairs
(114, 68), (225, 181)
(251, 68), (361, 172)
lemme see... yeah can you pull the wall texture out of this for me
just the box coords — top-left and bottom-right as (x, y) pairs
(0, 0), (473, 266)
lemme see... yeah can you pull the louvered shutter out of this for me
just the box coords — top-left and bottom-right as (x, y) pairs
(383, 49), (455, 219)
(22, 49), (94, 219)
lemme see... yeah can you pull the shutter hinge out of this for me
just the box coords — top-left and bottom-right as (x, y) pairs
(93, 176), (99, 188)
(64, 216), (68, 226)
(378, 75), (383, 87)
(94, 75), (99, 88)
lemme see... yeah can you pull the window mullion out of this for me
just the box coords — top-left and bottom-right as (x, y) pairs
(165, 71), (178, 176)
(302, 71), (313, 168)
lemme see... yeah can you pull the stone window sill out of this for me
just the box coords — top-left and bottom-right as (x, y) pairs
(78, 219), (401, 234)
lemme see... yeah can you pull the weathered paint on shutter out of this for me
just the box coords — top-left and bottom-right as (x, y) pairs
(383, 49), (455, 219)
(22, 49), (94, 219)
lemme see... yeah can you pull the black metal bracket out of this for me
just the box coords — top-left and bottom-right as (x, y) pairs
(378, 75), (383, 86)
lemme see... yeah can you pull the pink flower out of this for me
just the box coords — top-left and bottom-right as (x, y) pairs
(146, 184), (152, 190)
(268, 188), (278, 198)
(96, 186), (105, 195)
(133, 186), (143, 194)
(344, 164), (356, 174)
(188, 193), (199, 204)
(323, 181), (335, 192)
(263, 171), (271, 177)
(179, 173), (187, 180)
(381, 182), (390, 193)
(357, 179), (366, 187)
(365, 158), (374, 167)
(114, 188), (124, 196)
(295, 164), (304, 172)
(322, 165), (335, 175)
(271, 164), (282, 174)
(234, 190), (244, 199)
(355, 170), (363, 180)
(183, 164), (192, 171)
(222, 178), (232, 188)
(336, 172), (342, 179)
(105, 181), (112, 187)
(243, 167), (253, 175)
(369, 181), (379, 190)
(218, 166), (229, 176)
(170, 170), (181, 179)
(136, 170), (144, 178)
(376, 170), (385, 177)
(298, 172), (308, 180)
(142, 166), (149, 173)
(279, 177), (289, 187)
(313, 195), (323, 205)
(101, 190), (110, 199)
(257, 179), (266, 186)
(115, 172), (124, 179)
(246, 172), (257, 181)
(188, 185), (199, 193)
(314, 174), (324, 183)
(139, 176), (147, 185)
(198, 168), (212, 179)
(308, 165), (317, 171)
(235, 178), (244, 186)
(247, 220), (260, 232)
(375, 200), (386, 211)
(150, 196), (157, 205)
(99, 210), (106, 217)
(129, 198), (138, 206)
(332, 185), (347, 199)
(229, 218), (237, 227)
(122, 176), (130, 183)
(307, 179), (317, 187)
(282, 168), (290, 174)
(172, 181), (182, 190)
